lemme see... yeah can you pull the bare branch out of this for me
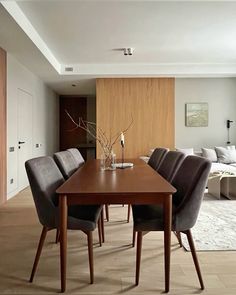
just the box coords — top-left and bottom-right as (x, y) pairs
(65, 109), (80, 131)
(110, 115), (134, 146)
(65, 110), (133, 156)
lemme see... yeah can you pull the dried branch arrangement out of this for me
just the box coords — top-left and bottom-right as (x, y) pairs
(65, 110), (133, 159)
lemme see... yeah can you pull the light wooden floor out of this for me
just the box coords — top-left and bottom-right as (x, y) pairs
(0, 188), (236, 295)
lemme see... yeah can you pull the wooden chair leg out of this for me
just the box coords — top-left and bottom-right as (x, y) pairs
(98, 216), (102, 247)
(105, 204), (109, 221)
(127, 204), (131, 223)
(185, 230), (205, 290)
(175, 231), (182, 247)
(55, 228), (60, 244)
(132, 229), (136, 247)
(101, 208), (105, 243)
(29, 226), (48, 282)
(87, 231), (94, 284)
(135, 231), (143, 285)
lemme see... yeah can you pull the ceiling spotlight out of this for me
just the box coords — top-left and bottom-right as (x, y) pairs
(127, 48), (134, 55)
(123, 47), (134, 56)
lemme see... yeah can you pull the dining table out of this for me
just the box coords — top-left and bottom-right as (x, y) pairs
(56, 158), (176, 293)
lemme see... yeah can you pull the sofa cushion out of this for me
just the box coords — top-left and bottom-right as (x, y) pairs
(201, 148), (217, 162)
(215, 147), (236, 164)
(210, 162), (236, 173)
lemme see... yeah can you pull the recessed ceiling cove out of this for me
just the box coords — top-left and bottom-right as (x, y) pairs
(2, 0), (236, 76)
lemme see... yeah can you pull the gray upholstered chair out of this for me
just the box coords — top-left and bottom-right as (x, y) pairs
(65, 149), (106, 233)
(132, 155), (211, 290)
(53, 150), (77, 179)
(67, 148), (85, 168)
(126, 147), (169, 223)
(147, 147), (169, 170)
(156, 151), (185, 182)
(25, 156), (103, 284)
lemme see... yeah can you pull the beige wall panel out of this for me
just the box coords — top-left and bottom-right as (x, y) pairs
(96, 78), (175, 159)
(0, 48), (6, 205)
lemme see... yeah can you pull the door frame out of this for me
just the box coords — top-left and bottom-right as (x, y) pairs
(17, 88), (33, 192)
(0, 47), (6, 205)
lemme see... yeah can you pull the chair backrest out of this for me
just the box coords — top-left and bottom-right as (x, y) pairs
(157, 151), (185, 182)
(25, 156), (64, 228)
(172, 155), (211, 231)
(148, 147), (169, 170)
(54, 150), (77, 179)
(67, 148), (85, 168)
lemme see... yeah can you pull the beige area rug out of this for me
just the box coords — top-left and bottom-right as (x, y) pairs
(182, 199), (236, 251)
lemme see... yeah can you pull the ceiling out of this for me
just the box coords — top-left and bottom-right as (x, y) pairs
(1, 0), (236, 95)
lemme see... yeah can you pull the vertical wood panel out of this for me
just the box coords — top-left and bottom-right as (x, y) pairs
(0, 48), (6, 204)
(96, 78), (175, 159)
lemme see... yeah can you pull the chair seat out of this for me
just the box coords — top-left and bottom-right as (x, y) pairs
(56, 205), (103, 231)
(133, 204), (176, 232)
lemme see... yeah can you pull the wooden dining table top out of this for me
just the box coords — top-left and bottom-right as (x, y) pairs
(56, 159), (176, 200)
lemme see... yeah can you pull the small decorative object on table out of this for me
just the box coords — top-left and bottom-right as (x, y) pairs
(121, 132), (125, 167)
(65, 110), (133, 171)
(115, 132), (133, 169)
(100, 151), (116, 171)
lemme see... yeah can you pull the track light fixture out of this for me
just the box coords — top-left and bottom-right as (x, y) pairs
(123, 47), (134, 56)
(226, 119), (234, 144)
(227, 119), (233, 129)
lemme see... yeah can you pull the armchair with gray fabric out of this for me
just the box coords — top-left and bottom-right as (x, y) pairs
(156, 150), (185, 182)
(25, 156), (103, 285)
(67, 148), (85, 168)
(147, 147), (169, 170)
(132, 155), (211, 290)
(127, 147), (169, 223)
(53, 150), (78, 179)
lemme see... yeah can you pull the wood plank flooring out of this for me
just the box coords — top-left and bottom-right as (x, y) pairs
(0, 188), (236, 294)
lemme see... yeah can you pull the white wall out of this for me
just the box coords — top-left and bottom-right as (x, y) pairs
(7, 54), (59, 199)
(175, 78), (236, 151)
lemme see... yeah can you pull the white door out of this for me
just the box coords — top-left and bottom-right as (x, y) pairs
(17, 89), (33, 191)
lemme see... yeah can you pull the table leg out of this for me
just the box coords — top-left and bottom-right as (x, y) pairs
(60, 195), (67, 293)
(164, 194), (172, 293)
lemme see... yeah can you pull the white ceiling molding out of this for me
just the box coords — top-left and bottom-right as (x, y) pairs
(1, 1), (61, 73)
(61, 63), (236, 77)
(1, 0), (236, 81)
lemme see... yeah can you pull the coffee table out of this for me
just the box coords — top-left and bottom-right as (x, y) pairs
(208, 171), (236, 199)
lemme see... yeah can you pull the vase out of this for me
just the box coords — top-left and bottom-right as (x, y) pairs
(100, 152), (116, 171)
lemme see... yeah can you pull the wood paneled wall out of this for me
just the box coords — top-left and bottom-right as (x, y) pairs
(0, 48), (6, 205)
(96, 78), (175, 159)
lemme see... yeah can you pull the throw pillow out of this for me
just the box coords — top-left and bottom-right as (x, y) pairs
(226, 145), (236, 150)
(201, 148), (217, 162)
(215, 147), (236, 164)
(176, 148), (194, 156)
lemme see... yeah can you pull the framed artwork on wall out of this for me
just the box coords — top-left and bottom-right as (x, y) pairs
(185, 103), (208, 127)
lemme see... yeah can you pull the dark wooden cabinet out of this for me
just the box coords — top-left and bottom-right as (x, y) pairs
(59, 95), (96, 160)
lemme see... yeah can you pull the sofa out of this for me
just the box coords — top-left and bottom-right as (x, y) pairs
(142, 146), (236, 199)
(176, 146), (236, 172)
(142, 146), (236, 172)
(177, 146), (236, 199)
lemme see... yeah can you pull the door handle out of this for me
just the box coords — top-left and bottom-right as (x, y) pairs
(18, 141), (25, 144)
